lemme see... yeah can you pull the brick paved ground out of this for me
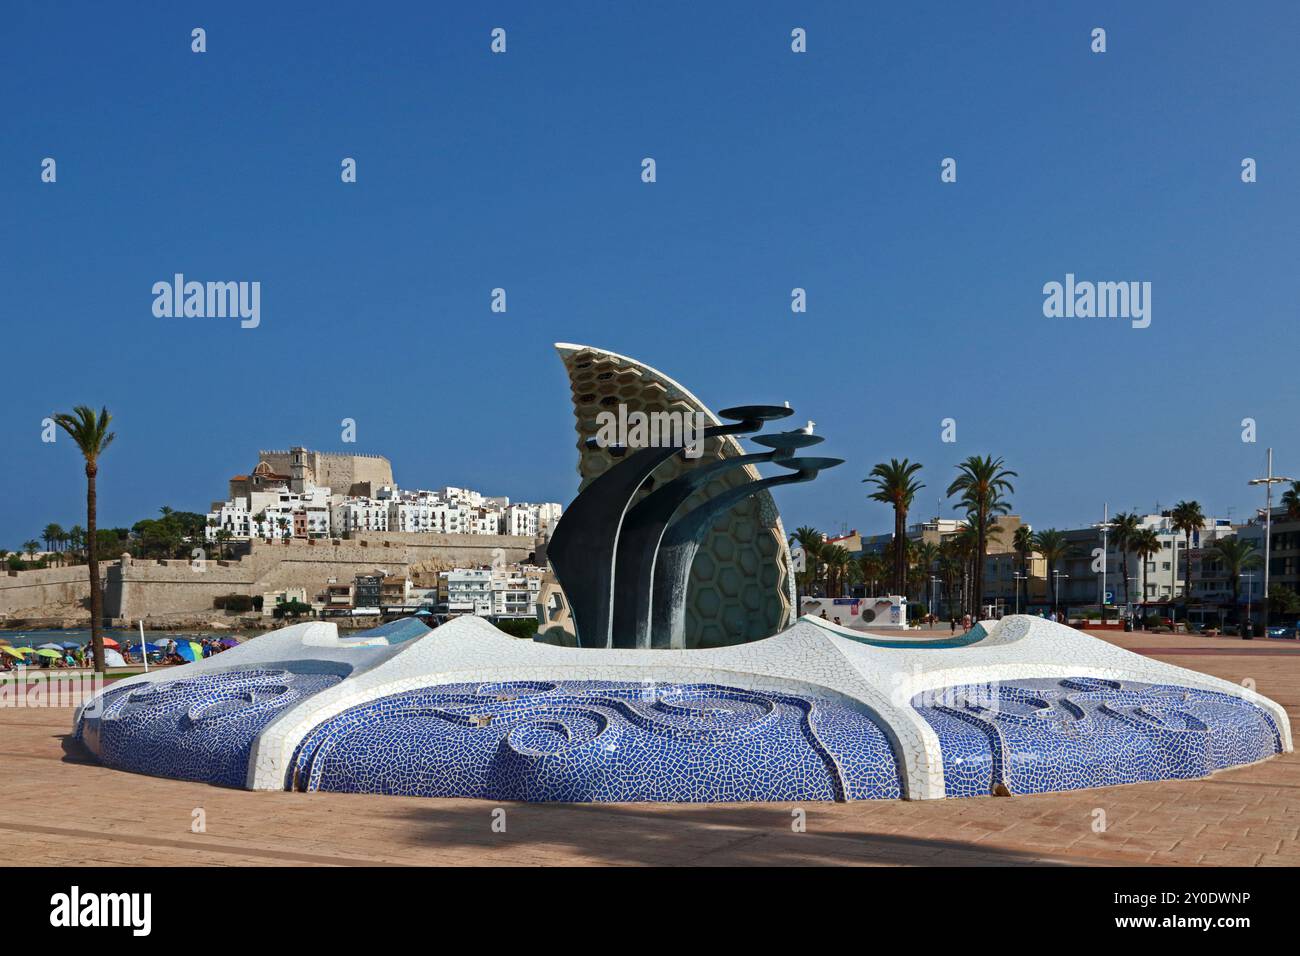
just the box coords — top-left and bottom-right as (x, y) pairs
(1, 630), (1296, 866)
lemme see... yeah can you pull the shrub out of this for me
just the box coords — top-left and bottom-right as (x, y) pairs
(495, 618), (539, 639)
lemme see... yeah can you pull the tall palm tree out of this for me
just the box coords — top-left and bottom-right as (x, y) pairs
(1013, 524), (1035, 612)
(864, 459), (924, 596)
(937, 539), (963, 619)
(1169, 500), (1205, 605)
(1110, 511), (1140, 610)
(1033, 529), (1073, 614)
(789, 526), (825, 595)
(43, 523), (64, 555)
(823, 545), (851, 598)
(859, 552), (885, 596)
(23, 540), (40, 562)
(946, 455), (1017, 619)
(1209, 537), (1261, 616)
(912, 541), (940, 614)
(54, 406), (115, 673)
(1131, 527), (1162, 615)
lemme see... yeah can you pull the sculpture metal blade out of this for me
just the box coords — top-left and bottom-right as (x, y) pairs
(546, 404), (792, 647)
(649, 456), (843, 649)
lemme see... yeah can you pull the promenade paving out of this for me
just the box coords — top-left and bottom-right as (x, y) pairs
(1, 630), (1297, 866)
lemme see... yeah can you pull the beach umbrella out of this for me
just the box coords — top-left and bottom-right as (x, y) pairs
(1, 646), (26, 659)
(34, 649), (62, 659)
(175, 642), (199, 662)
(59, 641), (80, 649)
(38, 642), (66, 651)
(100, 637), (120, 648)
(103, 649), (126, 667)
(219, 638), (238, 648)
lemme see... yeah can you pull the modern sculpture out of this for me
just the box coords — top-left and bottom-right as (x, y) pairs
(546, 403), (837, 649)
(71, 344), (1292, 804)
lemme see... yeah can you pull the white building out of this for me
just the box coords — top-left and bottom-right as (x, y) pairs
(206, 469), (561, 543)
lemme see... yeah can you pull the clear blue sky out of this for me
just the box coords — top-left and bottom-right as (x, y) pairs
(3, 1), (1297, 548)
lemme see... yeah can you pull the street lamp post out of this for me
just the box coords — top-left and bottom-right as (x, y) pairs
(930, 576), (942, 624)
(1249, 448), (1293, 635)
(1012, 571), (1029, 614)
(1242, 571), (1257, 638)
(1094, 504), (1115, 623)
(1051, 570), (1069, 618)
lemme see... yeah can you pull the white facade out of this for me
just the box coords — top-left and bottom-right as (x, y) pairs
(207, 475), (561, 542)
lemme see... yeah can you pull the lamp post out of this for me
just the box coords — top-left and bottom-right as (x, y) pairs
(1012, 571), (1029, 614)
(1093, 504), (1115, 623)
(1242, 571), (1257, 638)
(1248, 448), (1293, 634)
(930, 576), (942, 625)
(1051, 570), (1069, 618)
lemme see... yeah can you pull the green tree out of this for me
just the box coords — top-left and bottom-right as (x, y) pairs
(912, 541), (940, 612)
(789, 526), (825, 596)
(1033, 529), (1073, 614)
(1110, 511), (1141, 609)
(53, 406), (115, 673)
(23, 539), (40, 562)
(1170, 500), (1205, 605)
(946, 455), (1017, 618)
(43, 523), (64, 555)
(864, 459), (925, 596)
(1281, 481), (1300, 520)
(1208, 536), (1261, 613)
(1131, 527), (1162, 612)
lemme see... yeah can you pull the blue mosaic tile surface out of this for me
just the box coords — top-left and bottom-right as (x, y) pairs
(913, 677), (1282, 797)
(82, 668), (342, 787)
(291, 680), (904, 802)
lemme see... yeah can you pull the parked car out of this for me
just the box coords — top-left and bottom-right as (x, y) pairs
(1266, 625), (1298, 639)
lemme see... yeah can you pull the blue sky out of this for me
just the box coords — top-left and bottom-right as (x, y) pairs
(2, 1), (1297, 547)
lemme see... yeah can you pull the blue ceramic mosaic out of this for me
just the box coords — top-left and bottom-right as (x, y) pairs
(81, 668), (342, 788)
(291, 680), (904, 802)
(913, 677), (1283, 797)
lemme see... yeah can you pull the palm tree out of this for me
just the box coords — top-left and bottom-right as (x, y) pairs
(1013, 524), (1034, 612)
(1110, 511), (1140, 610)
(789, 526), (825, 596)
(859, 552), (885, 596)
(1033, 529), (1073, 614)
(54, 406), (115, 672)
(1209, 537), (1262, 617)
(823, 545), (851, 598)
(68, 525), (85, 564)
(864, 459), (924, 596)
(1169, 500), (1205, 605)
(946, 455), (1016, 619)
(42, 523), (64, 555)
(23, 539), (40, 562)
(1131, 527), (1162, 617)
(937, 539), (963, 619)
(1282, 481), (1300, 520)
(912, 541), (940, 615)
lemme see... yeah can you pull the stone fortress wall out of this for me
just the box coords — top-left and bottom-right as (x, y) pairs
(257, 449), (393, 496)
(0, 534), (534, 626)
(0, 564), (111, 623)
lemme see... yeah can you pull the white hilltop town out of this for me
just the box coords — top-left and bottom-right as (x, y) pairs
(193, 447), (563, 626)
(0, 447), (566, 632)
(205, 447), (562, 544)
